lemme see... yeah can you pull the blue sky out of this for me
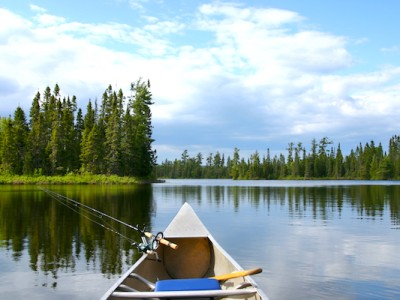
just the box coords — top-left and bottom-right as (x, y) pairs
(1, 1), (400, 162)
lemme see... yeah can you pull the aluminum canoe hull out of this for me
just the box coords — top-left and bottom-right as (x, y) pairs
(101, 202), (268, 300)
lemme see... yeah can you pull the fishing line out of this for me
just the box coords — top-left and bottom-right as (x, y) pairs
(38, 187), (176, 254)
(46, 189), (128, 239)
(39, 187), (144, 247)
(51, 192), (137, 245)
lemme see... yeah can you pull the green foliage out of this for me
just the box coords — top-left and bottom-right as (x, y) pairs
(0, 81), (156, 180)
(0, 173), (139, 184)
(156, 136), (400, 180)
(128, 79), (156, 177)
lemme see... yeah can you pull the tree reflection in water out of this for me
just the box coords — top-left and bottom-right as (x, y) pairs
(0, 182), (399, 296)
(0, 185), (153, 285)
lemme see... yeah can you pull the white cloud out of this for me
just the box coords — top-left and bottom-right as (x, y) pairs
(34, 13), (66, 26)
(144, 20), (185, 34)
(29, 4), (47, 14)
(381, 45), (400, 53)
(0, 3), (400, 160)
(199, 3), (303, 27)
(197, 3), (352, 82)
(128, 0), (148, 10)
(0, 8), (32, 37)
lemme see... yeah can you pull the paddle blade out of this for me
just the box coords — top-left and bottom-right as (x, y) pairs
(211, 268), (262, 281)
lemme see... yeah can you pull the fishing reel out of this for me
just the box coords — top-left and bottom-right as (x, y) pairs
(136, 227), (164, 254)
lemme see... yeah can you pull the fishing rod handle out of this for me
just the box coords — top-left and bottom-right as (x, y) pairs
(144, 232), (178, 250)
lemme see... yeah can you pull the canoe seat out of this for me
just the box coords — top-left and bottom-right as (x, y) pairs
(155, 278), (221, 292)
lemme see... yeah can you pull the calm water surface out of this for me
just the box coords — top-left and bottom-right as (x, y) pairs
(0, 180), (399, 299)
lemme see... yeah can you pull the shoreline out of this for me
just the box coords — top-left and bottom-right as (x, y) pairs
(0, 174), (164, 185)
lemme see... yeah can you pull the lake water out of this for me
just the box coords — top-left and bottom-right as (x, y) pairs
(0, 180), (399, 299)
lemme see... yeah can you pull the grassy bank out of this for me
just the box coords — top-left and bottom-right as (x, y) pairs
(0, 174), (152, 185)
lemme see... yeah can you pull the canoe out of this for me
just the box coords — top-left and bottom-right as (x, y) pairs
(100, 202), (268, 299)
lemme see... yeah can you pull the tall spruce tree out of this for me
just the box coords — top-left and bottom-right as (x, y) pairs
(0, 117), (18, 173)
(47, 98), (63, 174)
(104, 89), (123, 175)
(129, 79), (156, 177)
(74, 107), (84, 171)
(62, 96), (77, 173)
(335, 144), (344, 178)
(13, 107), (29, 174)
(80, 100), (101, 173)
(26, 91), (47, 175)
(388, 135), (400, 178)
(230, 148), (240, 179)
(121, 101), (135, 176)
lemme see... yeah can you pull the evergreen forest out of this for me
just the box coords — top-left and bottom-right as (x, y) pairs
(0, 79), (156, 178)
(156, 137), (400, 180)
(2, 79), (400, 181)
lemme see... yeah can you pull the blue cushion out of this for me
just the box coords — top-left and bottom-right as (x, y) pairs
(155, 278), (221, 292)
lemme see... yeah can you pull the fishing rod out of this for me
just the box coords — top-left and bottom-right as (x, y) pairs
(49, 188), (138, 245)
(39, 187), (178, 254)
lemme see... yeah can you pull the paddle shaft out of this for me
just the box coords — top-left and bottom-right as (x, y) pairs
(211, 268), (262, 281)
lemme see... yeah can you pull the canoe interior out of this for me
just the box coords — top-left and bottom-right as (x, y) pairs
(105, 237), (265, 299)
(103, 203), (267, 300)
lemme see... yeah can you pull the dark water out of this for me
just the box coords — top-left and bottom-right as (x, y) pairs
(0, 180), (399, 299)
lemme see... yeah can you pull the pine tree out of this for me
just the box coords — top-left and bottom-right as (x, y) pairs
(249, 151), (261, 179)
(195, 152), (203, 178)
(62, 96), (78, 173)
(0, 117), (18, 173)
(334, 144), (344, 178)
(129, 79), (156, 177)
(388, 135), (400, 178)
(81, 100), (100, 173)
(26, 91), (47, 175)
(181, 150), (189, 178)
(230, 148), (240, 179)
(316, 137), (332, 177)
(306, 138), (318, 178)
(13, 107), (29, 174)
(74, 107), (84, 171)
(104, 89), (123, 175)
(47, 98), (63, 174)
(121, 102), (135, 176)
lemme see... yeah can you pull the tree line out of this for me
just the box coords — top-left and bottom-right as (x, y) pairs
(0, 79), (156, 177)
(155, 136), (400, 180)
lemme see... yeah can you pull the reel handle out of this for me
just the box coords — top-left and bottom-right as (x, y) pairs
(144, 232), (178, 250)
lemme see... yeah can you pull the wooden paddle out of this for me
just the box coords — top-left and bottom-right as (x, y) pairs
(144, 232), (179, 250)
(211, 268), (262, 281)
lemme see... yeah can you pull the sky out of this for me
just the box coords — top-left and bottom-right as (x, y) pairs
(1, 0), (400, 162)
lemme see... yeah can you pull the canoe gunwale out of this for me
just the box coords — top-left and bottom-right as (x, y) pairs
(100, 254), (150, 300)
(110, 288), (259, 299)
